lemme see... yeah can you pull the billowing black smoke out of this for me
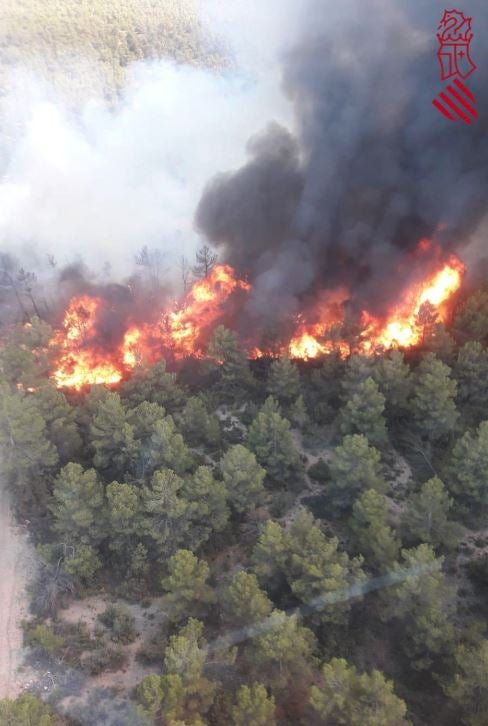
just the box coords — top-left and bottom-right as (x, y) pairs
(196, 0), (488, 322)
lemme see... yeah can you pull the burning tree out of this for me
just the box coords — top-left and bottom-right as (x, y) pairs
(192, 244), (218, 279)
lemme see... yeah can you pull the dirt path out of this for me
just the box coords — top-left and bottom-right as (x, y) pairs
(0, 481), (35, 698)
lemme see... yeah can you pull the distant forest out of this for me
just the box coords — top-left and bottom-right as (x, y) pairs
(0, 0), (225, 106)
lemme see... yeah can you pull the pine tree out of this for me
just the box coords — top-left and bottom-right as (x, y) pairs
(423, 323), (456, 363)
(309, 658), (409, 726)
(372, 349), (412, 417)
(145, 416), (193, 476)
(207, 325), (254, 400)
(380, 544), (455, 669)
(162, 618), (217, 721)
(340, 377), (387, 446)
(0, 384), (58, 481)
(328, 434), (385, 512)
(121, 359), (185, 412)
(63, 545), (102, 581)
(1, 317), (53, 384)
(105, 481), (141, 559)
(454, 341), (488, 420)
(246, 397), (302, 481)
(410, 354), (458, 441)
(453, 287), (488, 342)
(341, 354), (375, 400)
(164, 618), (208, 684)
(221, 444), (266, 514)
(51, 463), (105, 547)
(193, 244), (217, 278)
(416, 301), (438, 343)
(349, 489), (400, 570)
(231, 683), (276, 726)
(127, 543), (150, 588)
(445, 640), (488, 725)
(247, 610), (316, 686)
(0, 694), (59, 725)
(135, 674), (164, 719)
(127, 400), (167, 440)
(90, 391), (135, 474)
(180, 396), (220, 447)
(252, 520), (287, 591)
(449, 421), (488, 513)
(221, 571), (272, 626)
(281, 508), (365, 626)
(266, 356), (301, 404)
(126, 400), (193, 477)
(403, 476), (462, 550)
(182, 466), (230, 549)
(33, 383), (82, 462)
(0, 344), (39, 388)
(289, 394), (309, 429)
(141, 469), (189, 557)
(161, 550), (215, 617)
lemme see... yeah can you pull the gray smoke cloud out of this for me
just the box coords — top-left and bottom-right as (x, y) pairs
(196, 0), (488, 320)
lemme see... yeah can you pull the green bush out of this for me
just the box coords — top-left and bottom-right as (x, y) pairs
(0, 694), (59, 725)
(24, 623), (65, 655)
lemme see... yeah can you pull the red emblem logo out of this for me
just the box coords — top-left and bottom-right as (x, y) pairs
(432, 10), (477, 124)
(437, 10), (476, 79)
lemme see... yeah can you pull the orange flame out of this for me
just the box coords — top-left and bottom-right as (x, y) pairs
(51, 296), (123, 390)
(51, 265), (251, 389)
(361, 255), (465, 352)
(287, 288), (350, 360)
(159, 264), (250, 359)
(49, 255), (465, 389)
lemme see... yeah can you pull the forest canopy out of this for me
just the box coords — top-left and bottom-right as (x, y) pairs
(1, 279), (488, 724)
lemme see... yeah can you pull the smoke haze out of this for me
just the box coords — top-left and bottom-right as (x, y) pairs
(0, 0), (486, 315)
(196, 0), (488, 320)
(0, 0), (297, 281)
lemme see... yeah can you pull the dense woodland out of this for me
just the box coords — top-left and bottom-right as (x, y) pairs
(0, 0), (224, 108)
(3, 1), (488, 724)
(1, 275), (488, 724)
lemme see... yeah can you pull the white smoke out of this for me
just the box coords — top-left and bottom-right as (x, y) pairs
(0, 1), (300, 280)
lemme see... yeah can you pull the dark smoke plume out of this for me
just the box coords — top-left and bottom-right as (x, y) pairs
(196, 0), (488, 322)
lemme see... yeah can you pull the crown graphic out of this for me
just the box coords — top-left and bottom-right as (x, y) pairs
(437, 10), (473, 43)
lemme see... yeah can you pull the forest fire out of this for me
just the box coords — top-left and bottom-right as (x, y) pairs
(48, 255), (465, 390)
(50, 295), (124, 389)
(358, 255), (465, 353)
(50, 265), (251, 390)
(159, 264), (251, 358)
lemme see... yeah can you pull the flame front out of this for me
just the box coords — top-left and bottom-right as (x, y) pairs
(51, 265), (252, 389)
(161, 264), (251, 358)
(286, 288), (351, 360)
(49, 254), (466, 389)
(51, 296), (123, 390)
(362, 255), (465, 351)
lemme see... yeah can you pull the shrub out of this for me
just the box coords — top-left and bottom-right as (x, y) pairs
(308, 459), (331, 483)
(24, 623), (65, 655)
(97, 604), (137, 644)
(82, 646), (127, 675)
